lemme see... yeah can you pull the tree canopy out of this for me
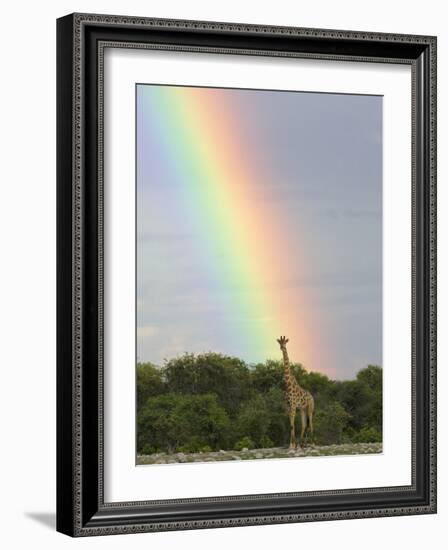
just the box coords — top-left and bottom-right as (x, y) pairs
(137, 354), (382, 454)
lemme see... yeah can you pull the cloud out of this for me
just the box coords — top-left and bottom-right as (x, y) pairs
(137, 324), (159, 339)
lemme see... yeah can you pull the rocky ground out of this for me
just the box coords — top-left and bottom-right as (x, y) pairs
(137, 442), (382, 465)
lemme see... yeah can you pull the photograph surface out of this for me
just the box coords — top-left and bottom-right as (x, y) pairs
(136, 84), (383, 465)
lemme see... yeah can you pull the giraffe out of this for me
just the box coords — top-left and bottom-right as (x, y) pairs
(277, 336), (314, 449)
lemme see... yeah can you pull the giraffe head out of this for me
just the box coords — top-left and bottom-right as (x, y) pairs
(277, 336), (289, 351)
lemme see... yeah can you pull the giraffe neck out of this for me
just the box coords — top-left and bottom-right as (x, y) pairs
(281, 346), (290, 367)
(281, 347), (305, 395)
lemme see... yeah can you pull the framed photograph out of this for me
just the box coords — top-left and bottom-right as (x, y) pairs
(56, 13), (437, 536)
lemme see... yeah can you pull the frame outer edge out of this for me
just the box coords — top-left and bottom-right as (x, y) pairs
(73, 11), (435, 44)
(61, 13), (437, 536)
(56, 13), (76, 537)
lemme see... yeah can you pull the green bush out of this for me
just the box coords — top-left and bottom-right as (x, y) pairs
(163, 352), (251, 415)
(136, 362), (165, 410)
(259, 435), (274, 448)
(263, 386), (289, 447)
(176, 441), (217, 454)
(234, 436), (255, 450)
(352, 426), (382, 443)
(313, 402), (351, 445)
(177, 437), (210, 453)
(137, 392), (230, 453)
(139, 444), (158, 455)
(235, 394), (270, 447)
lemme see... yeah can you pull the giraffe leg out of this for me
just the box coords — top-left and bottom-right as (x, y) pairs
(289, 410), (296, 449)
(300, 409), (307, 448)
(307, 400), (315, 445)
(308, 413), (314, 444)
(308, 412), (314, 444)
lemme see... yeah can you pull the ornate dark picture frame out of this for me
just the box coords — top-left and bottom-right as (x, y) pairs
(56, 13), (437, 537)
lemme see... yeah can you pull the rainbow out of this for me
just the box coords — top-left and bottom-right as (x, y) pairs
(137, 84), (329, 374)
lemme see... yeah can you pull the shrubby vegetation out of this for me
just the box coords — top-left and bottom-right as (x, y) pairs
(137, 353), (382, 454)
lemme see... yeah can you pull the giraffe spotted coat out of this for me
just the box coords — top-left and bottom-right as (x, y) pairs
(277, 336), (315, 448)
